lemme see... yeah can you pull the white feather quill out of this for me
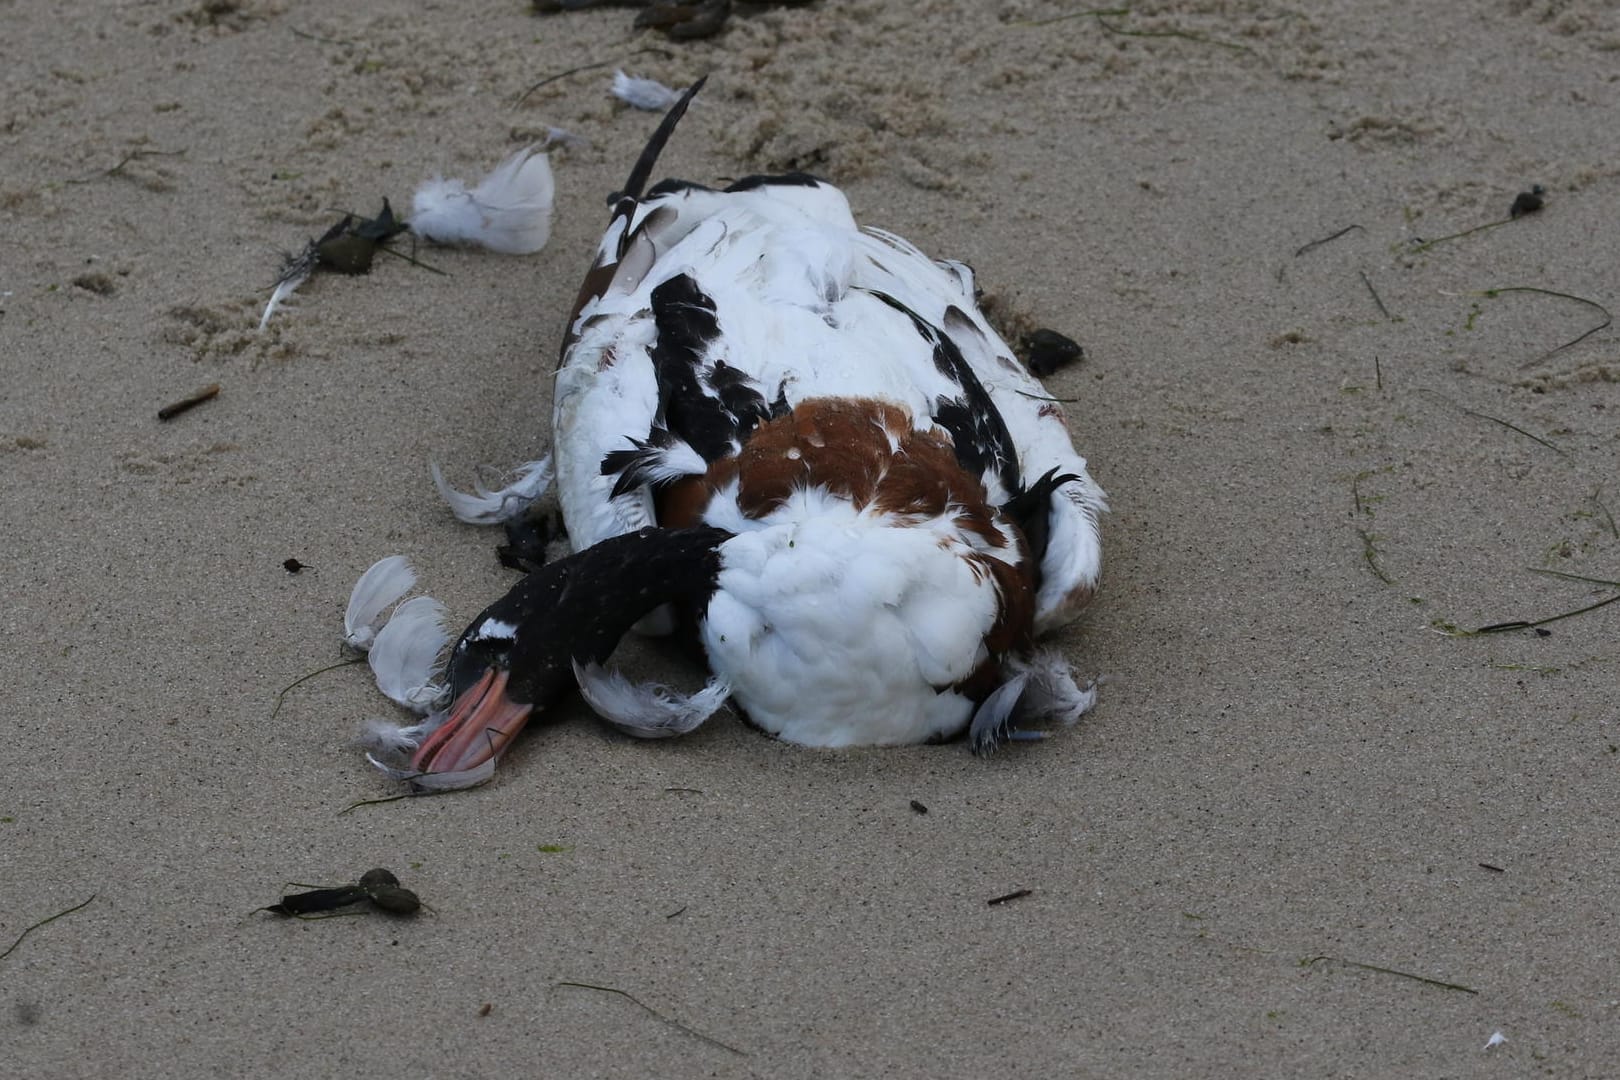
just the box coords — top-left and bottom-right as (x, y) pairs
(258, 244), (317, 330)
(611, 70), (681, 111)
(343, 555), (416, 652)
(367, 596), (452, 712)
(410, 147), (555, 255)
(431, 457), (553, 525)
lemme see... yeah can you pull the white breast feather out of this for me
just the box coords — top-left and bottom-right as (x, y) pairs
(700, 509), (999, 746)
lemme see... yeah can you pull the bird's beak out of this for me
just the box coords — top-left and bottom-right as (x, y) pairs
(408, 667), (534, 779)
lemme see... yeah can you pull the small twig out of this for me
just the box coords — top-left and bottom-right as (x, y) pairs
(1304, 954), (1478, 994)
(1469, 287), (1613, 368)
(1294, 224), (1363, 258)
(270, 658), (364, 723)
(1374, 354), (1383, 391)
(1479, 862), (1505, 873)
(2, 895), (96, 962)
(555, 981), (745, 1056)
(1359, 270), (1392, 320)
(987, 888), (1033, 906)
(1417, 389), (1565, 456)
(157, 383), (221, 422)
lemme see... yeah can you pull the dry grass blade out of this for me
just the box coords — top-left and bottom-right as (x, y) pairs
(1294, 224), (1363, 257)
(2, 895), (96, 962)
(1416, 389), (1565, 456)
(1472, 592), (1620, 635)
(1408, 217), (1512, 254)
(1304, 954), (1478, 994)
(1470, 286), (1614, 367)
(1528, 567), (1620, 589)
(555, 980), (746, 1056)
(270, 657), (364, 723)
(339, 792), (417, 814)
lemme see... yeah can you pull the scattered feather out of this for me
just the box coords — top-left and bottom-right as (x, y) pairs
(358, 717), (428, 758)
(968, 672), (1029, 755)
(259, 202), (413, 330)
(1006, 650), (1100, 727)
(542, 125), (589, 149)
(259, 244), (317, 330)
(368, 596), (452, 712)
(1485, 1031), (1507, 1049)
(431, 457), (553, 525)
(360, 708), (451, 773)
(410, 147), (555, 255)
(343, 555), (416, 652)
(612, 70), (682, 111)
(573, 660), (731, 738)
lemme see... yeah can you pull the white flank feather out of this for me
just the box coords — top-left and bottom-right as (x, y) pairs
(572, 660), (730, 739)
(343, 555), (416, 652)
(431, 457), (552, 525)
(367, 596), (452, 712)
(611, 70), (681, 111)
(410, 147), (555, 255)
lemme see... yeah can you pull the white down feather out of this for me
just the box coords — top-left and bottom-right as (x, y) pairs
(410, 147), (555, 255)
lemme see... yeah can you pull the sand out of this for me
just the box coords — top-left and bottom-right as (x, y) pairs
(4, 0), (1618, 1076)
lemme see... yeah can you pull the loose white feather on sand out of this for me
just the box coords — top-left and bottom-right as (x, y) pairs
(430, 457), (553, 525)
(343, 555), (416, 652)
(409, 147), (554, 255)
(367, 595), (452, 712)
(611, 70), (681, 111)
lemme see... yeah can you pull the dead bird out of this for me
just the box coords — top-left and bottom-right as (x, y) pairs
(351, 78), (1106, 792)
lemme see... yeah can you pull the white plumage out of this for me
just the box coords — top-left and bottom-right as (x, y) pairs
(351, 80), (1105, 790)
(545, 173), (1105, 749)
(366, 595), (452, 712)
(611, 70), (682, 111)
(430, 457), (553, 525)
(409, 147), (555, 255)
(343, 555), (416, 652)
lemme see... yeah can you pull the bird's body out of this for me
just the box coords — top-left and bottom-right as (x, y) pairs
(357, 81), (1106, 789)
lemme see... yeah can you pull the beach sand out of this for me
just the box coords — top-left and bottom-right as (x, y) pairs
(4, 1), (1618, 1075)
